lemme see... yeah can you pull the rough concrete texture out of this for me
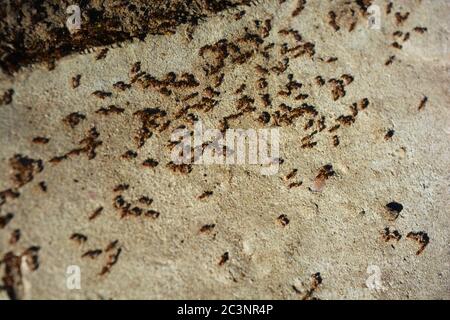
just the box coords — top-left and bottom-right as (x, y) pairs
(0, 0), (449, 299)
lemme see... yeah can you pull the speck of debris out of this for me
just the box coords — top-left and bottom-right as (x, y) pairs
(385, 201), (403, 220)
(277, 214), (290, 226)
(38, 181), (47, 192)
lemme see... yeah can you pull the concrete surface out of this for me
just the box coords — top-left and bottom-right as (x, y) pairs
(0, 0), (449, 299)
